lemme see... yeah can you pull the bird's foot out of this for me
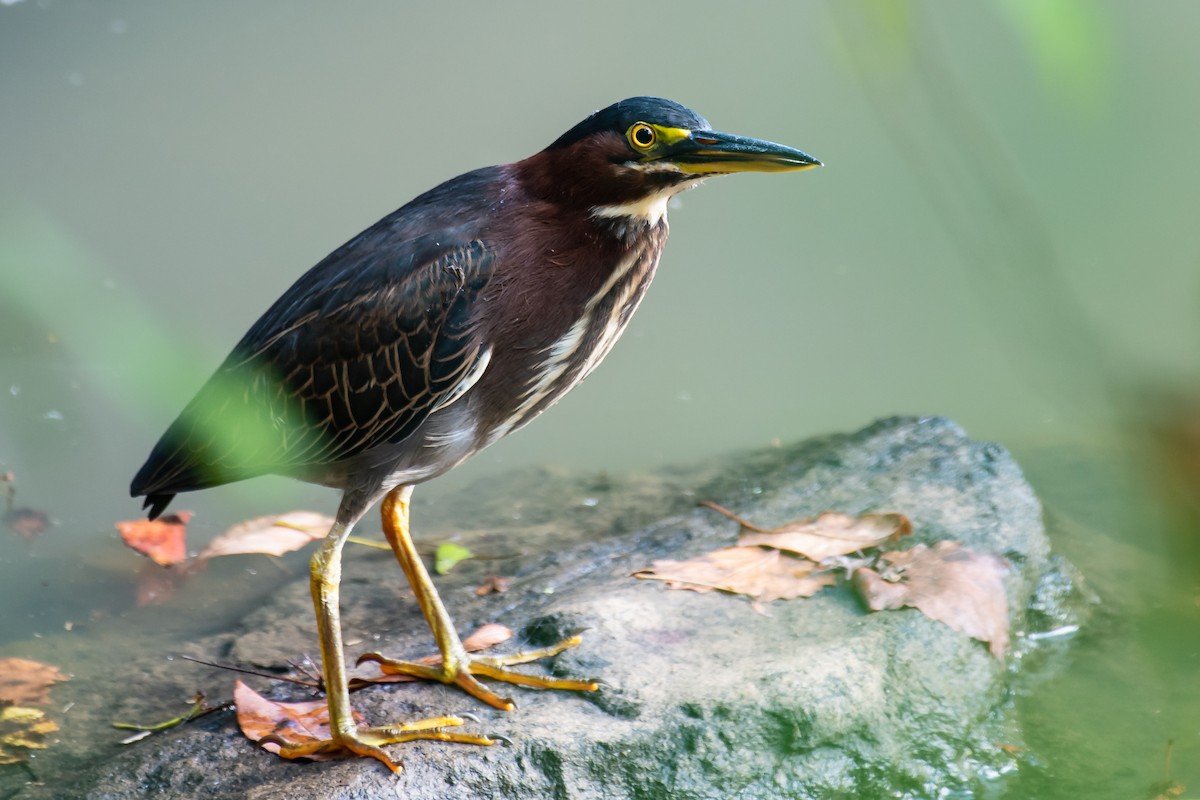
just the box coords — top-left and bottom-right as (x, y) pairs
(358, 634), (599, 711)
(259, 713), (497, 774)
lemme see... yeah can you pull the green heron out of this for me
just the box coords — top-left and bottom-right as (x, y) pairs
(131, 96), (819, 771)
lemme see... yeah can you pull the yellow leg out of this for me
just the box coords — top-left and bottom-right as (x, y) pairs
(262, 507), (495, 773)
(358, 486), (598, 710)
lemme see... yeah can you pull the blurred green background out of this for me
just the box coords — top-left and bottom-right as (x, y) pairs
(1, 1), (1198, 796)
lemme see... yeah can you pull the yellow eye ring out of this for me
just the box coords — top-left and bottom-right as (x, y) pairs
(628, 123), (656, 150)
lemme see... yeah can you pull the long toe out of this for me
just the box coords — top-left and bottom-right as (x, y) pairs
(363, 633), (599, 709)
(258, 715), (495, 773)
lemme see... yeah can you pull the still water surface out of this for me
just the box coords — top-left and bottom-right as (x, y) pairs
(1, 2), (1198, 796)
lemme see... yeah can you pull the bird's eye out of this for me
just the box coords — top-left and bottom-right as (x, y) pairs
(629, 123), (656, 149)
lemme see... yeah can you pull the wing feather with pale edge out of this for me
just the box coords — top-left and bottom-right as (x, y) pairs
(131, 235), (493, 505)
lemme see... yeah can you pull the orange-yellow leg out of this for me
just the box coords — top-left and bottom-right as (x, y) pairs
(263, 508), (496, 773)
(358, 486), (598, 711)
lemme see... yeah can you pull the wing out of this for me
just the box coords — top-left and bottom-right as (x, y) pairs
(131, 231), (493, 514)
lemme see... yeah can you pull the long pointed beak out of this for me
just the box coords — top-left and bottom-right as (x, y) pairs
(669, 130), (822, 174)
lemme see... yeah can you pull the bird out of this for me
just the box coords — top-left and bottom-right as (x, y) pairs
(131, 96), (820, 772)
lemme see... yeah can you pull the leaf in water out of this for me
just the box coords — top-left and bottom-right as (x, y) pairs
(434, 542), (473, 575)
(116, 512), (192, 567)
(852, 541), (1010, 659)
(234, 680), (363, 759)
(1145, 781), (1185, 800)
(6, 509), (49, 541)
(702, 501), (911, 561)
(0, 704), (59, 765)
(633, 546), (836, 603)
(0, 657), (69, 706)
(3, 472), (50, 540)
(199, 510), (334, 560)
(1145, 739), (1185, 800)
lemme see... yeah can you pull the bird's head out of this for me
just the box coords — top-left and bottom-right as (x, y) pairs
(518, 96), (820, 226)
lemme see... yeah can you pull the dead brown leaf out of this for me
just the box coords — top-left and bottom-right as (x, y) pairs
(198, 510), (334, 560)
(459, 623), (513, 652)
(852, 541), (1010, 659)
(116, 512), (192, 567)
(633, 546), (836, 602)
(474, 575), (510, 596)
(0, 704), (59, 765)
(234, 680), (363, 759)
(0, 658), (69, 707)
(701, 501), (911, 561)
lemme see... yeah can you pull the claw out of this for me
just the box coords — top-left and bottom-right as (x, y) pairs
(257, 718), (496, 773)
(261, 486), (602, 773)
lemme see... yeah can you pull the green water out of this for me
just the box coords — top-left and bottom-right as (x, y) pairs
(1, 1), (1198, 796)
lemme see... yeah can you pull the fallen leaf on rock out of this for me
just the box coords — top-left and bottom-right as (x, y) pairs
(434, 541), (473, 575)
(701, 501), (911, 561)
(459, 623), (512, 652)
(0, 704), (59, 765)
(353, 623), (513, 685)
(199, 510), (334, 560)
(0, 657), (70, 706)
(116, 512), (192, 567)
(633, 546), (836, 602)
(474, 575), (509, 596)
(853, 541), (1010, 659)
(235, 680), (363, 759)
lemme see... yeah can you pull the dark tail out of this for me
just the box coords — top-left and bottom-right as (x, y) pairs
(139, 492), (176, 521)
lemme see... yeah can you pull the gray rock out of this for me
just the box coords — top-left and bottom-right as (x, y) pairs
(14, 417), (1082, 799)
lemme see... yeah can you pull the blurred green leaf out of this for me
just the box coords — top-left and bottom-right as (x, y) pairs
(996, 0), (1111, 112)
(0, 204), (215, 423)
(434, 541), (473, 575)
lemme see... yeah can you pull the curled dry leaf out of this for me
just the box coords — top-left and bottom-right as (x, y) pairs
(0, 657), (70, 706)
(701, 501), (911, 562)
(116, 512), (192, 567)
(633, 546), (836, 603)
(234, 680), (363, 759)
(199, 510), (334, 560)
(853, 540), (1011, 659)
(475, 575), (510, 596)
(0, 704), (59, 765)
(459, 623), (513, 652)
